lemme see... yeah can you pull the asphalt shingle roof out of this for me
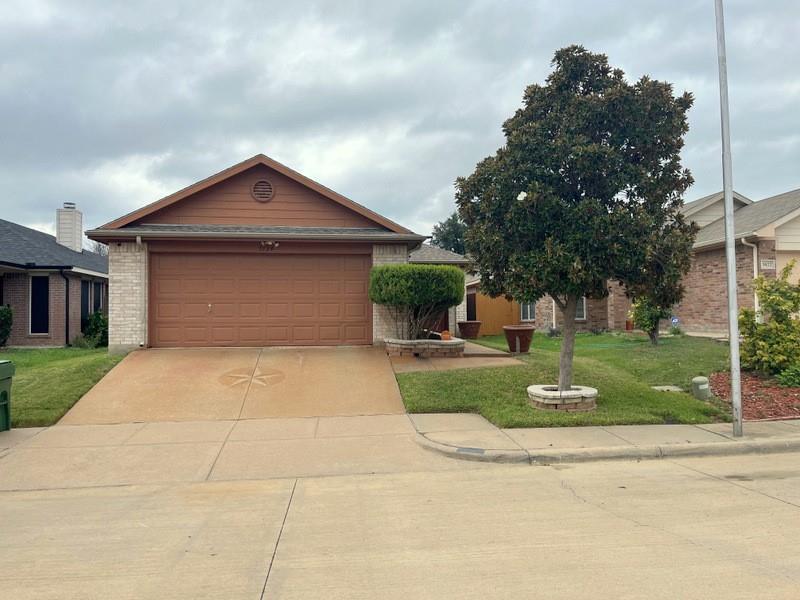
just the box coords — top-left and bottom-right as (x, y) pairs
(409, 244), (470, 264)
(694, 188), (800, 247)
(0, 219), (108, 273)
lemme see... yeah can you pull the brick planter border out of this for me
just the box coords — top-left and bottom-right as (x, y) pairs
(527, 384), (598, 412)
(384, 338), (465, 358)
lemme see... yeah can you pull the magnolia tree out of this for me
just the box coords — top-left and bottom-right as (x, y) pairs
(456, 46), (696, 390)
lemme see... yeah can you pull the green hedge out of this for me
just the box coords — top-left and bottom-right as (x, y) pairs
(369, 264), (464, 308)
(369, 264), (465, 339)
(0, 305), (11, 346)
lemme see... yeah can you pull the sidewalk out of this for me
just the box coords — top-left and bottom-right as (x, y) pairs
(411, 413), (800, 464)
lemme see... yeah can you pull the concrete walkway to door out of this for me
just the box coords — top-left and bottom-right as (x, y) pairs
(60, 346), (405, 425)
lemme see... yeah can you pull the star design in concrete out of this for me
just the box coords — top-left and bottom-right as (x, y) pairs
(220, 368), (286, 388)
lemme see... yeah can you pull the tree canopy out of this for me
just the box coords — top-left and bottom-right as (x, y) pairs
(455, 45), (696, 389)
(431, 211), (467, 255)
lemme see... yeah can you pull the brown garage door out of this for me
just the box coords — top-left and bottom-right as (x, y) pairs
(149, 252), (372, 347)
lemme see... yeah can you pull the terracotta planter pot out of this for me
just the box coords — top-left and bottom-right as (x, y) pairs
(503, 324), (535, 353)
(457, 320), (482, 339)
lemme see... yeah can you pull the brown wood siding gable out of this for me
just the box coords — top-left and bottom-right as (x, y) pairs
(139, 165), (381, 229)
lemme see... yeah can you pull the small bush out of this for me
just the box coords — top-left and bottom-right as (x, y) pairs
(0, 305), (11, 346)
(777, 365), (800, 388)
(369, 264), (464, 339)
(631, 298), (671, 345)
(547, 327), (561, 338)
(71, 333), (96, 349)
(589, 327), (605, 336)
(669, 325), (683, 336)
(740, 261), (800, 374)
(85, 311), (109, 347)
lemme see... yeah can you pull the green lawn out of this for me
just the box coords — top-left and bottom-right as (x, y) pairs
(396, 332), (732, 428)
(0, 348), (123, 427)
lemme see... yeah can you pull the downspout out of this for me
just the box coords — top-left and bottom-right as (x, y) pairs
(59, 269), (70, 346)
(551, 298), (557, 329)
(740, 237), (759, 320)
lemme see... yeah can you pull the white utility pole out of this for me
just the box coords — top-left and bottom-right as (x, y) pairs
(714, 0), (743, 437)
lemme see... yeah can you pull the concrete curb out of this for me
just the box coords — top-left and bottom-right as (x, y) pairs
(416, 431), (800, 465)
(415, 432), (530, 463)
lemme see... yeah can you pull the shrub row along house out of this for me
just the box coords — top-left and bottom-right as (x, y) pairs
(86, 154), (474, 352)
(0, 204), (108, 346)
(467, 188), (800, 335)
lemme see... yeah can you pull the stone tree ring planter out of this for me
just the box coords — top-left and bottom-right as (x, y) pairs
(503, 324), (535, 353)
(457, 320), (482, 339)
(384, 338), (465, 358)
(527, 385), (598, 412)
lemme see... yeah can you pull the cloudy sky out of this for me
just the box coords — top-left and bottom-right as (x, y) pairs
(1, 0), (798, 239)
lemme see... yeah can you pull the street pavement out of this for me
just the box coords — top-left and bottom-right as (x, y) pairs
(1, 418), (799, 599)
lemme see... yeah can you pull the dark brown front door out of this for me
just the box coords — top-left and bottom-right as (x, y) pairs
(149, 252), (372, 347)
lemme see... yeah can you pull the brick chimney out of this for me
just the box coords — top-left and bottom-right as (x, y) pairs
(56, 202), (84, 252)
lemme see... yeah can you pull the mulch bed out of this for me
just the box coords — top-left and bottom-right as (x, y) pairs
(710, 371), (800, 421)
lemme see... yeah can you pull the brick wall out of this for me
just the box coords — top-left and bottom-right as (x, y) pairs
(371, 244), (408, 342)
(1, 272), (107, 347)
(532, 294), (610, 332)
(672, 241), (773, 333)
(108, 241), (148, 353)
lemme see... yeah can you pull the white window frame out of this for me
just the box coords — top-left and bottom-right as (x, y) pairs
(520, 301), (535, 322)
(575, 296), (587, 321)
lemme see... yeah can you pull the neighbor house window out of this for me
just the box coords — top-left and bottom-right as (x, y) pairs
(30, 275), (49, 334)
(520, 301), (535, 322)
(575, 296), (587, 321)
(93, 281), (103, 312)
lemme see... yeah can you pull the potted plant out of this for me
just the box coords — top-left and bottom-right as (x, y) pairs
(502, 324), (535, 353)
(457, 320), (482, 339)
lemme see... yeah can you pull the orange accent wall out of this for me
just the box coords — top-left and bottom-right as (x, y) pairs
(474, 292), (521, 335)
(140, 164), (382, 229)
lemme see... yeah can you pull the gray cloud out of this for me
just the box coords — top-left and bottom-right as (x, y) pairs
(0, 0), (798, 236)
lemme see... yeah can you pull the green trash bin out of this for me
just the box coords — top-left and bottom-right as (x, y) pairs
(0, 360), (14, 432)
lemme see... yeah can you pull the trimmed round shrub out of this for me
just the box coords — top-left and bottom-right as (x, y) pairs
(369, 264), (465, 339)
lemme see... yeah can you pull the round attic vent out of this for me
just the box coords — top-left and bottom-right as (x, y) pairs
(251, 180), (274, 202)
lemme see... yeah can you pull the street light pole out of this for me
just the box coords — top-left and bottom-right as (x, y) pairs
(714, 0), (743, 437)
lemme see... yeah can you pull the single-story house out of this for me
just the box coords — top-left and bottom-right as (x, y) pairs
(467, 276), (629, 335)
(0, 203), (108, 347)
(673, 187), (800, 333)
(88, 154), (431, 352)
(465, 187), (800, 335)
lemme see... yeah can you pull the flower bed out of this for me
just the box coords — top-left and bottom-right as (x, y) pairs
(710, 372), (800, 420)
(384, 338), (465, 358)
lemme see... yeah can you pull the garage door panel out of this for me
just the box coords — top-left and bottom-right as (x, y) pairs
(150, 252), (371, 347)
(182, 279), (209, 294)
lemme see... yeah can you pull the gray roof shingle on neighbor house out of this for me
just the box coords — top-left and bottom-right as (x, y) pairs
(681, 190), (751, 216)
(409, 243), (470, 265)
(0, 218), (108, 273)
(694, 188), (800, 247)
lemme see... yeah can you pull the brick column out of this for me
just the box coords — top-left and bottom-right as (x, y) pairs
(108, 241), (148, 353)
(371, 244), (408, 343)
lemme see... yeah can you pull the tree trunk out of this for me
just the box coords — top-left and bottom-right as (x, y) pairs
(558, 295), (579, 391)
(648, 327), (659, 346)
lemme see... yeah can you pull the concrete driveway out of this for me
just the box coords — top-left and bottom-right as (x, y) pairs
(60, 346), (405, 425)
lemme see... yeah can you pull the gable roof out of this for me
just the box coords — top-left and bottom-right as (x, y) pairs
(409, 244), (470, 265)
(695, 187), (800, 248)
(681, 190), (752, 217)
(99, 154), (413, 234)
(0, 219), (108, 274)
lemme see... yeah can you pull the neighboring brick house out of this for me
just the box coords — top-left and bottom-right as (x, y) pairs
(673, 188), (800, 333)
(462, 187), (800, 335)
(87, 154), (426, 352)
(0, 204), (108, 347)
